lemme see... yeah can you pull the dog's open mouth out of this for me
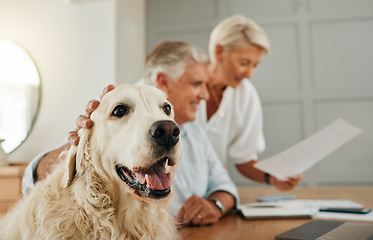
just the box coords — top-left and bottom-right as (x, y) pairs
(115, 157), (173, 199)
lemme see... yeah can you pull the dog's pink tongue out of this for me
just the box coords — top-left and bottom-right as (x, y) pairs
(135, 165), (171, 190)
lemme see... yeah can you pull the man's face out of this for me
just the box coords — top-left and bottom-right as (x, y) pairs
(163, 63), (209, 125)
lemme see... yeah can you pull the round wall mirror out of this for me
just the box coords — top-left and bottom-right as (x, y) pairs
(0, 38), (41, 153)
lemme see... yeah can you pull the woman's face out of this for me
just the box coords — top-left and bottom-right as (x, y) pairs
(218, 43), (264, 88)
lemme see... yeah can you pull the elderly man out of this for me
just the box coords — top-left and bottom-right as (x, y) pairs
(22, 41), (238, 227)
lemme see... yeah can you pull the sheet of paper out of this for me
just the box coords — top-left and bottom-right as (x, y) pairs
(299, 200), (373, 222)
(254, 119), (362, 180)
(289, 199), (362, 209)
(238, 199), (372, 221)
(240, 199), (362, 210)
(315, 211), (373, 222)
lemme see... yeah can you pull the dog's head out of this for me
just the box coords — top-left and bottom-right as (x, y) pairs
(63, 84), (182, 200)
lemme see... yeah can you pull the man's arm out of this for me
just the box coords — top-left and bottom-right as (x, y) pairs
(235, 160), (303, 191)
(33, 105), (95, 181)
(22, 141), (68, 195)
(34, 85), (116, 180)
(207, 191), (235, 214)
(176, 122), (238, 227)
(22, 84), (115, 194)
(35, 144), (70, 181)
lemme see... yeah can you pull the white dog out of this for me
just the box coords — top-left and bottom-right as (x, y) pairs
(0, 84), (182, 240)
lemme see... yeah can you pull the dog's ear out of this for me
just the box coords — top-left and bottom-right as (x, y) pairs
(62, 145), (77, 188)
(62, 128), (91, 188)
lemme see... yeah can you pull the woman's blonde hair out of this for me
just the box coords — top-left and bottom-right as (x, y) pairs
(209, 14), (271, 63)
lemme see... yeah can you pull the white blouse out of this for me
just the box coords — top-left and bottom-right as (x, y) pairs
(197, 80), (265, 168)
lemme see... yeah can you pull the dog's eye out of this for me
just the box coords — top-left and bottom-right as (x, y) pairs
(112, 105), (128, 117)
(163, 104), (172, 115)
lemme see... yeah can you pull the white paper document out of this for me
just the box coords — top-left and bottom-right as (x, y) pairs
(254, 119), (362, 180)
(315, 211), (373, 222)
(290, 199), (373, 222)
(238, 200), (318, 219)
(239, 199), (373, 221)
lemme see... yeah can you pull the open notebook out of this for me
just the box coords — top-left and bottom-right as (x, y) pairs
(238, 201), (317, 219)
(275, 220), (373, 240)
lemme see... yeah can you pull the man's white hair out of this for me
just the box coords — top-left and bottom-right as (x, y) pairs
(143, 41), (209, 86)
(209, 14), (271, 63)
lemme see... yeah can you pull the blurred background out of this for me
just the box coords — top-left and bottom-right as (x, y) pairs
(1, 0), (372, 187)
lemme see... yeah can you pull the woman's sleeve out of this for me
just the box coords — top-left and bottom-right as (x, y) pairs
(228, 81), (265, 165)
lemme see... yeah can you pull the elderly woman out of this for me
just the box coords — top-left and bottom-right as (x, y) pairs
(197, 14), (303, 191)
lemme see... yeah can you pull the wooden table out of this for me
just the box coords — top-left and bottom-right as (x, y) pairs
(180, 186), (373, 240)
(0, 163), (28, 215)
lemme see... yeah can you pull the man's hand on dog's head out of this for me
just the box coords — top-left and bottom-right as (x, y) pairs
(68, 84), (116, 146)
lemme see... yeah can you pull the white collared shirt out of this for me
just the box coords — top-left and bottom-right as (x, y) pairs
(197, 80), (265, 168)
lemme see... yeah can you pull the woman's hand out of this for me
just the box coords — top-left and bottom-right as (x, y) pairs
(269, 174), (303, 191)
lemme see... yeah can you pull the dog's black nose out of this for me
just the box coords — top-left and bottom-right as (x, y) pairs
(149, 120), (180, 150)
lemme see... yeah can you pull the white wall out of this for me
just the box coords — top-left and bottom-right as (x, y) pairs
(116, 0), (146, 84)
(0, 0), (145, 162)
